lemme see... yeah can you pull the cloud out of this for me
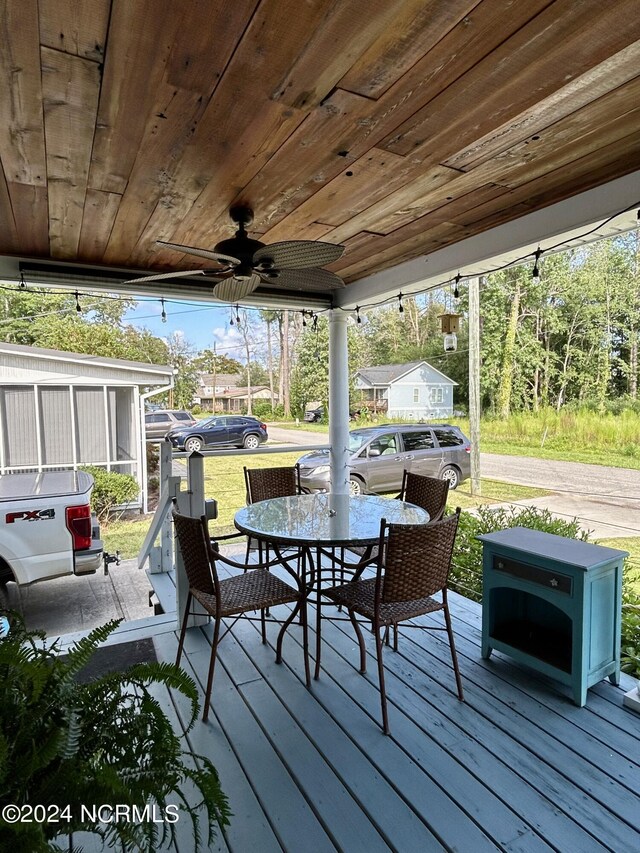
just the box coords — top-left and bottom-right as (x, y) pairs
(212, 325), (242, 353)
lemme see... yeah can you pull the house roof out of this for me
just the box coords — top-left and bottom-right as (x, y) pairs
(0, 3), (639, 311)
(199, 373), (241, 388)
(356, 360), (457, 386)
(0, 340), (173, 379)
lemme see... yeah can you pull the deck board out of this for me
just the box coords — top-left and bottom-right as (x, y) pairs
(144, 566), (640, 852)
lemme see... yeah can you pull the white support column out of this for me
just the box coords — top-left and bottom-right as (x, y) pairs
(328, 309), (350, 495)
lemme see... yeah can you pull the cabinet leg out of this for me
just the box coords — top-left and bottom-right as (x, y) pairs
(573, 684), (587, 707)
(608, 670), (620, 687)
(481, 643), (492, 660)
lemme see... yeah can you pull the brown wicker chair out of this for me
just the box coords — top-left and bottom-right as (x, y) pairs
(324, 509), (464, 734)
(173, 509), (310, 721)
(243, 464), (302, 565)
(350, 470), (450, 560)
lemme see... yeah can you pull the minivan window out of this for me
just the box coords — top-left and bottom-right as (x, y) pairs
(433, 428), (463, 447)
(401, 430), (434, 451)
(368, 434), (398, 456)
(348, 432), (370, 452)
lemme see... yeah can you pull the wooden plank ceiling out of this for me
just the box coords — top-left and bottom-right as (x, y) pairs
(1, 0), (640, 298)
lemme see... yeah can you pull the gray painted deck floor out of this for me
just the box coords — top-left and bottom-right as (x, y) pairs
(60, 564), (640, 853)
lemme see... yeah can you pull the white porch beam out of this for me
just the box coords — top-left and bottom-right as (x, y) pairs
(337, 169), (640, 310)
(328, 310), (350, 496)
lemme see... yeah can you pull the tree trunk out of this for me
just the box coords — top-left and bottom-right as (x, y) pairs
(496, 279), (520, 419)
(266, 318), (275, 409)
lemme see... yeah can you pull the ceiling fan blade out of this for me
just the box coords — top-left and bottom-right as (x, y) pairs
(261, 268), (344, 292)
(213, 274), (261, 303)
(253, 240), (345, 269)
(121, 269), (209, 285)
(157, 240), (240, 266)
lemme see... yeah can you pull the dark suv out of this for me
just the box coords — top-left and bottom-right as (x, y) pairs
(297, 423), (470, 495)
(167, 415), (268, 453)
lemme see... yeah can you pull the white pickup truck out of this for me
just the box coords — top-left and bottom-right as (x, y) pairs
(0, 471), (103, 593)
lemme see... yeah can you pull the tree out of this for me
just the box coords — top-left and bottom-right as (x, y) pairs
(166, 331), (198, 409)
(192, 349), (243, 375)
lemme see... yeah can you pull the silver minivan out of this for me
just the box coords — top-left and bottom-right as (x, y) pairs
(297, 424), (471, 495)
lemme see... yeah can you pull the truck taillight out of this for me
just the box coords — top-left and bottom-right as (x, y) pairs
(66, 504), (92, 551)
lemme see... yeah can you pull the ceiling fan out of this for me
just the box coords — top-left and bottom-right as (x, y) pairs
(125, 206), (346, 301)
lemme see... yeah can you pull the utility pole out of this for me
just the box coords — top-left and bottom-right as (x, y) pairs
(468, 276), (481, 495)
(212, 342), (217, 413)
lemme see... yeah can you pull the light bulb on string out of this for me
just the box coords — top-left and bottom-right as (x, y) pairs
(160, 298), (167, 323)
(75, 291), (82, 313)
(302, 311), (307, 328)
(19, 272), (26, 290)
(532, 247), (542, 283)
(355, 306), (362, 324)
(397, 292), (404, 314)
(235, 305), (241, 327)
(453, 273), (461, 299)
(312, 314), (318, 330)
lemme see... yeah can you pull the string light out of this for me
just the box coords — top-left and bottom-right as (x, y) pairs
(532, 247), (542, 283)
(312, 314), (318, 330)
(453, 273), (461, 299)
(160, 298), (167, 323)
(302, 311), (307, 328)
(3, 197), (637, 329)
(235, 305), (241, 326)
(355, 306), (362, 324)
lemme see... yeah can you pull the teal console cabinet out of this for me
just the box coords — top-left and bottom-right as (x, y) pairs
(479, 527), (627, 706)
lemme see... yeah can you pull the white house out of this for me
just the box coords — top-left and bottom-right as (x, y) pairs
(0, 342), (173, 508)
(194, 372), (277, 412)
(354, 360), (457, 420)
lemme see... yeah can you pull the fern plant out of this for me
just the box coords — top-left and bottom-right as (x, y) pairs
(0, 618), (230, 852)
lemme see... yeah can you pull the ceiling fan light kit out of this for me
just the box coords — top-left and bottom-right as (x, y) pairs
(124, 206), (345, 302)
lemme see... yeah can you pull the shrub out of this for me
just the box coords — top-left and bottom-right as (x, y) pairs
(81, 466), (140, 523)
(191, 403), (202, 415)
(0, 618), (230, 851)
(621, 568), (640, 676)
(251, 400), (275, 420)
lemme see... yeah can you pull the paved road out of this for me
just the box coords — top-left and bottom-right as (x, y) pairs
(267, 426), (640, 538)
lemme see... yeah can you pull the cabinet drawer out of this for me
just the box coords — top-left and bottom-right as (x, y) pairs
(492, 556), (572, 595)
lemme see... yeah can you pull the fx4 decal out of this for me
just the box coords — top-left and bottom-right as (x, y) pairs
(6, 508), (56, 523)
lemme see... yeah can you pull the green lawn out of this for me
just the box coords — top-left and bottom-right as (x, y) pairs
(597, 536), (640, 594)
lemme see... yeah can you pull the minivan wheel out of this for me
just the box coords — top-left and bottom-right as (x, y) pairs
(349, 476), (364, 496)
(185, 437), (203, 453)
(441, 465), (459, 489)
(244, 434), (260, 449)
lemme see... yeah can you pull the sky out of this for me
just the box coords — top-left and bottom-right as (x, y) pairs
(123, 299), (249, 360)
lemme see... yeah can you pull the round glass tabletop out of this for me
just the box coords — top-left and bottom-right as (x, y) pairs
(234, 493), (430, 547)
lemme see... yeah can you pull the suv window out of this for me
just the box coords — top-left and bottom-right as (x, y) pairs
(433, 427), (464, 447)
(401, 430), (434, 451)
(174, 412), (193, 421)
(368, 433), (398, 456)
(146, 413), (170, 424)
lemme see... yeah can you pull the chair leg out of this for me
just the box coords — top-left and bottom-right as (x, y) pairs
(443, 597), (464, 701)
(276, 601), (300, 664)
(374, 623), (390, 735)
(300, 597), (311, 689)
(202, 616), (221, 723)
(393, 623), (399, 652)
(260, 607), (267, 644)
(175, 591), (192, 667)
(348, 609), (367, 674)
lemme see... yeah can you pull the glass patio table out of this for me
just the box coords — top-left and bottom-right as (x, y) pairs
(234, 493), (430, 678)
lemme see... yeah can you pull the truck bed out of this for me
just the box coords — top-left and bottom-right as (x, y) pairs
(0, 471), (93, 500)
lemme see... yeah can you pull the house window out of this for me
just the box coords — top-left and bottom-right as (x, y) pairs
(429, 387), (443, 404)
(413, 387), (420, 403)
